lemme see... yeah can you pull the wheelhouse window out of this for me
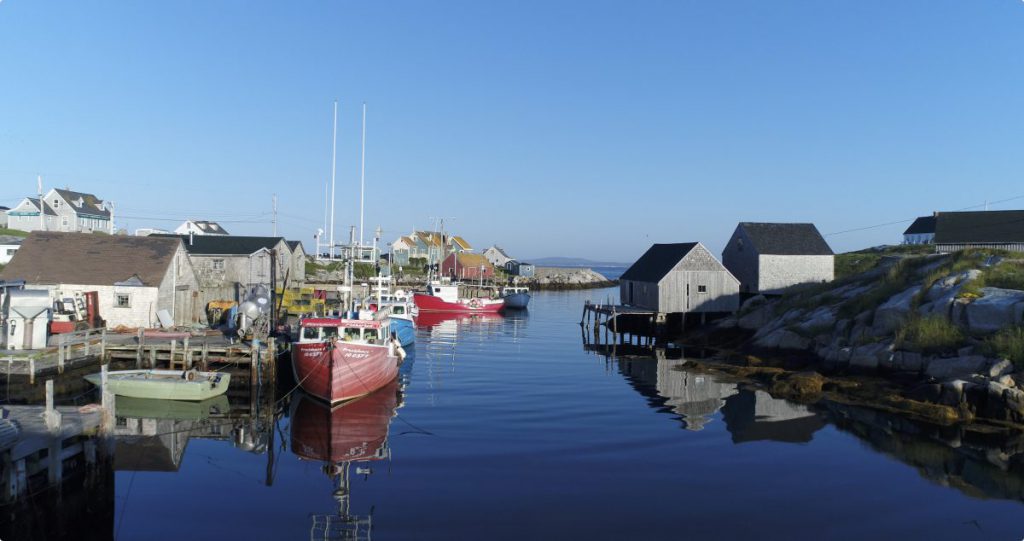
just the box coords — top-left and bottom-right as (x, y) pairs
(115, 294), (131, 308)
(343, 328), (361, 341)
(302, 326), (320, 340)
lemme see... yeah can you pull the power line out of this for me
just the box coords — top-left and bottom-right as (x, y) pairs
(825, 193), (1024, 237)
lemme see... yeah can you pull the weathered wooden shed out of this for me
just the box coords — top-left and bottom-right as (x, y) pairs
(934, 210), (1024, 253)
(619, 243), (740, 314)
(722, 223), (834, 295)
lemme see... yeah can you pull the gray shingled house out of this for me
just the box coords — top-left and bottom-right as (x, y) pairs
(934, 210), (1024, 253)
(903, 215), (937, 245)
(619, 243), (740, 315)
(0, 232), (198, 327)
(722, 223), (834, 295)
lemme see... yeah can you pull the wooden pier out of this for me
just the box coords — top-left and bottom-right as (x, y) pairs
(580, 300), (662, 348)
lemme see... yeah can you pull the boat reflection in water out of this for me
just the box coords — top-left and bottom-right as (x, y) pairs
(413, 310), (505, 332)
(290, 379), (402, 540)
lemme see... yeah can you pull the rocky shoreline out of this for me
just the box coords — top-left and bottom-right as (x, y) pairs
(679, 249), (1024, 427)
(522, 266), (617, 290)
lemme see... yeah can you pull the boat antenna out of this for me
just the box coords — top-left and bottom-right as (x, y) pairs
(359, 102), (367, 249)
(329, 100), (339, 260)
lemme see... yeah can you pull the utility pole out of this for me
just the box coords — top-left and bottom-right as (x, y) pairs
(272, 194), (278, 237)
(37, 175), (45, 231)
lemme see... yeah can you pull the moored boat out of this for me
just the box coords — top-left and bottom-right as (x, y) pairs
(84, 369), (230, 401)
(413, 282), (505, 313)
(292, 317), (402, 405)
(501, 286), (531, 309)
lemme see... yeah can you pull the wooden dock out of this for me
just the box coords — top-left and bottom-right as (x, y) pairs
(0, 379), (112, 503)
(580, 300), (661, 347)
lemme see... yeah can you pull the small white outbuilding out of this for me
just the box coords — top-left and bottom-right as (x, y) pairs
(3, 289), (50, 350)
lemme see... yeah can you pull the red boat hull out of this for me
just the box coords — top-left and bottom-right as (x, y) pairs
(291, 341), (399, 404)
(290, 379), (399, 463)
(413, 293), (505, 313)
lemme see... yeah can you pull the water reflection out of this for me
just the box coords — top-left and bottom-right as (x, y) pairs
(600, 343), (1024, 503)
(290, 380), (402, 540)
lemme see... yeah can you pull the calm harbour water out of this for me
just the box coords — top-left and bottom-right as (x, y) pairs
(6, 287), (1024, 540)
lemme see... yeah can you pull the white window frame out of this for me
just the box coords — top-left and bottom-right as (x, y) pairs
(212, 258), (225, 271)
(115, 293), (131, 308)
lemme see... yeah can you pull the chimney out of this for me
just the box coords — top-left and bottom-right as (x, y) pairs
(189, 230), (194, 246)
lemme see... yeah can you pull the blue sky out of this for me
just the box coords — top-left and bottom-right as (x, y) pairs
(2, 1), (1024, 262)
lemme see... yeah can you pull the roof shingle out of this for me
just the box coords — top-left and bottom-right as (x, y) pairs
(738, 223), (833, 256)
(934, 210), (1024, 244)
(0, 232), (181, 286)
(620, 243), (699, 282)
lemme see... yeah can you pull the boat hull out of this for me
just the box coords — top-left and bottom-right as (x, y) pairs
(84, 370), (230, 401)
(413, 293), (505, 313)
(389, 317), (416, 347)
(502, 292), (531, 309)
(291, 341), (399, 404)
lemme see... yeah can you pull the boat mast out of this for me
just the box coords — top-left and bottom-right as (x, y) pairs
(329, 100), (339, 260)
(359, 102), (367, 251)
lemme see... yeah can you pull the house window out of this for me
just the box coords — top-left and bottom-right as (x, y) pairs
(52, 199), (61, 208)
(212, 259), (225, 271)
(115, 294), (131, 308)
(698, 285), (707, 293)
(61, 217), (69, 227)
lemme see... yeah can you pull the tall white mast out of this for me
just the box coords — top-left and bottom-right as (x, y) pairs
(329, 100), (339, 259)
(359, 102), (367, 249)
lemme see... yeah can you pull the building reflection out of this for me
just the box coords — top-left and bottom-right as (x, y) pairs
(290, 379), (403, 540)
(592, 339), (1024, 504)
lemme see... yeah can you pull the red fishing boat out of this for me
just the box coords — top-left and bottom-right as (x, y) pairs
(292, 317), (401, 404)
(413, 283), (504, 313)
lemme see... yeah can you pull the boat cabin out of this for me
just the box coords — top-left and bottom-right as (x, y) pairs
(426, 283), (460, 303)
(298, 318), (390, 345)
(502, 286), (529, 296)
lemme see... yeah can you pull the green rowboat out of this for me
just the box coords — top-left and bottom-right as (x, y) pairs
(115, 394), (231, 420)
(84, 369), (230, 401)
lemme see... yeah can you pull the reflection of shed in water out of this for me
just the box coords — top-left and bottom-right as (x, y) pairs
(618, 358), (825, 440)
(721, 390), (825, 444)
(114, 418), (192, 472)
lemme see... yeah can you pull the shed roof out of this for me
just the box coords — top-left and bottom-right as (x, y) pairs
(737, 223), (833, 256)
(903, 216), (937, 235)
(450, 236), (472, 250)
(934, 210), (1024, 244)
(0, 232), (181, 286)
(153, 234), (285, 255)
(620, 243), (699, 282)
(20, 198), (58, 216)
(447, 252), (492, 268)
(286, 240), (304, 253)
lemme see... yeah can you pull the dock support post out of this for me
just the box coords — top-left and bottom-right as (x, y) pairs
(202, 342), (209, 371)
(100, 328), (107, 361)
(135, 328), (144, 368)
(183, 336), (191, 369)
(169, 339), (177, 369)
(58, 335), (65, 374)
(29, 359), (35, 385)
(267, 337), (276, 387)
(149, 346), (156, 369)
(250, 341), (259, 389)
(45, 380), (62, 433)
(100, 364), (114, 435)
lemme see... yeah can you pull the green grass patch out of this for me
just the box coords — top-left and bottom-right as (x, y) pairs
(0, 228), (28, 238)
(837, 257), (930, 319)
(984, 260), (1024, 291)
(982, 326), (1024, 367)
(835, 253), (883, 280)
(894, 316), (965, 355)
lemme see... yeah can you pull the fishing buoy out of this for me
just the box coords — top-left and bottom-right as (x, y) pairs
(395, 344), (407, 362)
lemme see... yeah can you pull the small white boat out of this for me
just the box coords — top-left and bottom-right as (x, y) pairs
(84, 369), (230, 401)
